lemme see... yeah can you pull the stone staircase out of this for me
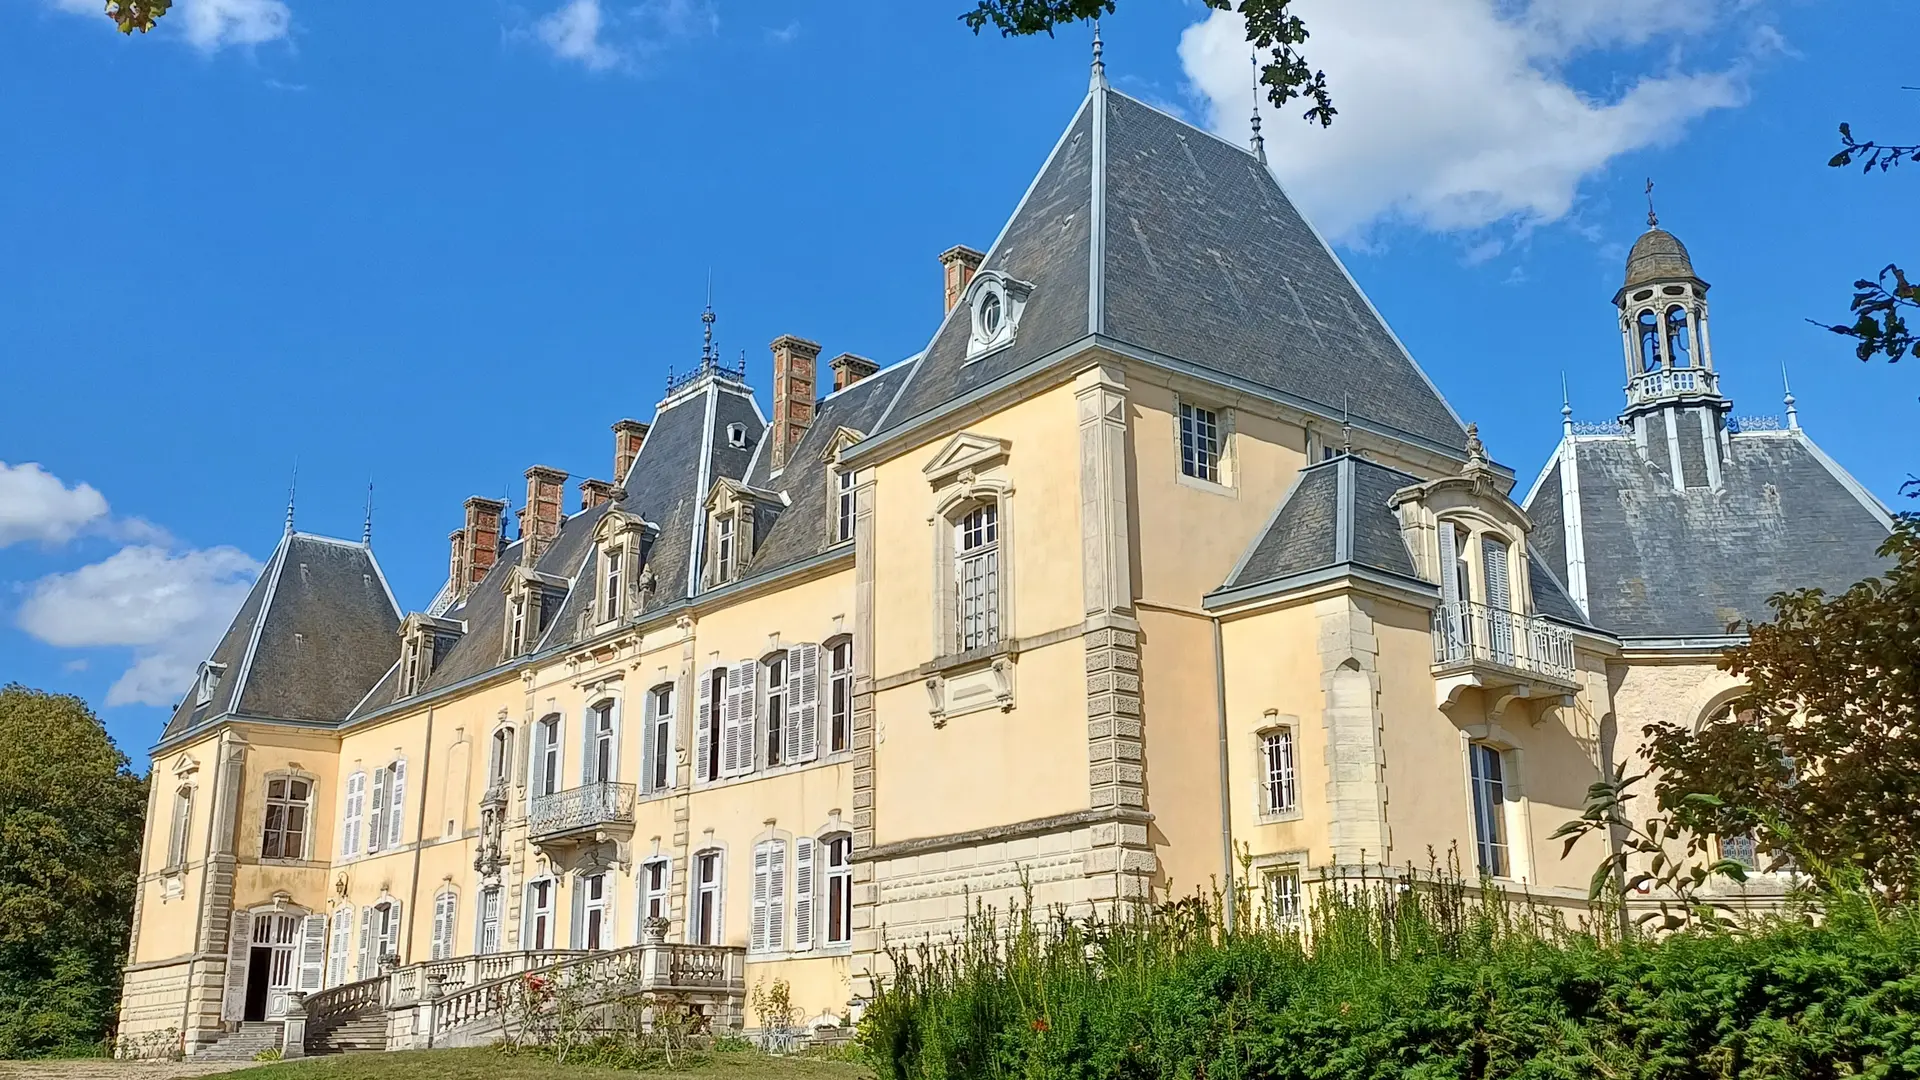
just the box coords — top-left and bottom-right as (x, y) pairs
(196, 1021), (285, 1061)
(305, 1011), (388, 1055)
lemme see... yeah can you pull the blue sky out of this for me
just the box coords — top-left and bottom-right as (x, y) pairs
(3, 0), (1914, 764)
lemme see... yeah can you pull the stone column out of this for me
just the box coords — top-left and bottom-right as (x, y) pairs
(848, 463), (882, 997)
(186, 732), (246, 1052)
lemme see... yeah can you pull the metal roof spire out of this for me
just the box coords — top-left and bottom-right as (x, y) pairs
(362, 480), (374, 546)
(1249, 50), (1267, 165)
(701, 269), (717, 365)
(1090, 19), (1107, 91)
(284, 462), (297, 535)
(1561, 373), (1574, 437)
(1644, 177), (1658, 229)
(1783, 363), (1799, 430)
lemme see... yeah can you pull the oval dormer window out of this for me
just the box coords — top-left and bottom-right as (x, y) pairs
(978, 291), (1003, 338)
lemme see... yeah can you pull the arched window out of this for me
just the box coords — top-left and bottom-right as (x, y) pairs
(575, 870), (611, 951)
(1468, 742), (1509, 877)
(166, 784), (193, 870)
(763, 652), (789, 768)
(644, 683), (674, 792)
(525, 878), (554, 951)
(956, 501), (1000, 650)
(1665, 305), (1692, 368)
(430, 888), (458, 960)
(827, 637), (853, 754)
(475, 885), (502, 954)
(690, 848), (723, 945)
(1637, 309), (1662, 371)
(641, 857), (672, 923)
(261, 773), (313, 860)
(488, 727), (515, 788)
(358, 897), (404, 980)
(822, 832), (854, 947)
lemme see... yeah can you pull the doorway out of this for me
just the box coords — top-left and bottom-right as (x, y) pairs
(244, 946), (273, 1021)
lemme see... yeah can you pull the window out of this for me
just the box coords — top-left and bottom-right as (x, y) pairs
(1665, 306), (1691, 367)
(507, 593), (527, 655)
(1262, 867), (1303, 925)
(588, 699), (615, 785)
(477, 887), (502, 955)
(835, 468), (856, 543)
(764, 654), (787, 768)
(642, 859), (671, 922)
(489, 729), (514, 788)
(1718, 832), (1757, 870)
(359, 899), (402, 980)
(978, 290), (1003, 337)
(692, 850), (722, 945)
(828, 639), (852, 754)
(715, 515), (735, 582)
(1179, 402), (1221, 482)
(366, 761), (405, 854)
(401, 634), (423, 696)
(1479, 535), (1516, 663)
(720, 661), (755, 778)
(750, 839), (787, 953)
(956, 502), (1000, 651)
(535, 714), (561, 798)
(603, 546), (623, 622)
(646, 684), (674, 792)
(577, 872), (609, 951)
(1637, 309), (1662, 371)
(727, 423), (749, 450)
(262, 776), (312, 860)
(341, 772), (365, 857)
(430, 890), (457, 961)
(195, 662), (224, 707)
(698, 669), (725, 783)
(1468, 743), (1509, 878)
(327, 906), (353, 987)
(527, 880), (553, 951)
(1260, 729), (1297, 817)
(166, 785), (193, 870)
(824, 833), (853, 947)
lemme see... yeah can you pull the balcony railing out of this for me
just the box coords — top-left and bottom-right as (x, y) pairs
(529, 781), (635, 840)
(1627, 367), (1719, 405)
(1431, 602), (1576, 684)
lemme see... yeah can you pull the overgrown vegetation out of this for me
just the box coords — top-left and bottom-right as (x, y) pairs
(220, 1045), (871, 1080)
(859, 873), (1920, 1080)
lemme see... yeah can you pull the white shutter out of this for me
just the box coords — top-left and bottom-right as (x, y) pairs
(580, 706), (596, 785)
(328, 907), (351, 987)
(368, 768), (387, 854)
(1438, 522), (1460, 607)
(723, 662), (754, 777)
(749, 844), (769, 952)
(386, 900), (404, 963)
(386, 761), (406, 849)
(357, 908), (373, 980)
(695, 672), (715, 783)
(223, 910), (253, 1020)
(341, 772), (364, 857)
(767, 840), (786, 952)
(1482, 539), (1512, 610)
(792, 836), (815, 952)
(571, 879), (587, 949)
(640, 691), (659, 795)
(788, 644), (820, 763)
(299, 914), (326, 992)
(430, 894), (452, 960)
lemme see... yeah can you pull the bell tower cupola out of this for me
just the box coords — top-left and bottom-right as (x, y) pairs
(1610, 188), (1730, 490)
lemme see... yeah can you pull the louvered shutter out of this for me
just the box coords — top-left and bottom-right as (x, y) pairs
(1482, 539), (1511, 610)
(357, 908), (372, 980)
(223, 910), (253, 1020)
(570, 879), (586, 949)
(750, 844), (769, 952)
(787, 644), (820, 763)
(368, 769), (387, 854)
(386, 761), (406, 849)
(1438, 522), (1460, 607)
(386, 900), (405, 964)
(580, 706), (595, 785)
(792, 837), (815, 952)
(766, 841), (786, 952)
(695, 672), (715, 783)
(342, 772), (364, 857)
(429, 894), (448, 960)
(328, 906), (351, 987)
(722, 662), (754, 777)
(299, 914), (326, 992)
(640, 691), (659, 795)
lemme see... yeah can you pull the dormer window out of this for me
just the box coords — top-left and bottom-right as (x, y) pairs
(589, 509), (651, 628)
(397, 613), (464, 699)
(401, 635), (423, 696)
(727, 423), (749, 450)
(195, 662), (226, 707)
(603, 546), (624, 622)
(964, 271), (1032, 359)
(716, 515), (736, 582)
(834, 468), (855, 544)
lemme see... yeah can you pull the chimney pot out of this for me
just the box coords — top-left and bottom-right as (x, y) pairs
(769, 335), (823, 471)
(829, 353), (880, 392)
(612, 419), (649, 484)
(580, 478), (616, 511)
(520, 465), (568, 563)
(940, 245), (985, 313)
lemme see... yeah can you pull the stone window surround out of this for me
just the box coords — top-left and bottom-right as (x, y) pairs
(580, 683), (624, 788)
(1456, 721), (1533, 885)
(689, 650), (851, 793)
(1252, 713), (1303, 824)
(1247, 849), (1309, 925)
(1174, 395), (1237, 495)
(812, 820), (855, 954)
(162, 754), (200, 877)
(258, 767), (319, 864)
(685, 839), (729, 946)
(927, 474), (1016, 661)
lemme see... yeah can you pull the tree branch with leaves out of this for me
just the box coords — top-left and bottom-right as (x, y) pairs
(1819, 124), (1920, 363)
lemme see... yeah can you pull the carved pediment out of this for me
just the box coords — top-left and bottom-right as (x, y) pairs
(591, 507), (650, 545)
(923, 432), (1011, 486)
(821, 426), (867, 465)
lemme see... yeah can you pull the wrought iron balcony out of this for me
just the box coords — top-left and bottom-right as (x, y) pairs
(1627, 367), (1719, 405)
(528, 781), (635, 842)
(1431, 603), (1578, 716)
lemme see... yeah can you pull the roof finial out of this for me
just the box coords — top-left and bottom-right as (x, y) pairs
(362, 480), (374, 546)
(1340, 391), (1352, 454)
(1644, 177), (1658, 229)
(284, 461), (297, 535)
(1090, 19), (1107, 91)
(1248, 50), (1267, 165)
(700, 272), (717, 366)
(1783, 363), (1799, 430)
(1561, 373), (1575, 437)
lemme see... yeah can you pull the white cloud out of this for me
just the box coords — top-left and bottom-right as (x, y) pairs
(1177, 0), (1753, 242)
(43, 0), (289, 51)
(536, 0), (620, 71)
(529, 0), (716, 71)
(17, 544), (262, 707)
(0, 462), (109, 548)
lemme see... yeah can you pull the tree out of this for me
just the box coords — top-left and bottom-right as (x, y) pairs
(1821, 125), (1920, 364)
(1637, 517), (1920, 902)
(0, 685), (148, 1057)
(961, 0), (1335, 127)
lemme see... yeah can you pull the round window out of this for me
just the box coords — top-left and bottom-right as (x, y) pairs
(977, 290), (1003, 338)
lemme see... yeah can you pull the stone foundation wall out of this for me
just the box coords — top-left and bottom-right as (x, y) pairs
(116, 959), (194, 1055)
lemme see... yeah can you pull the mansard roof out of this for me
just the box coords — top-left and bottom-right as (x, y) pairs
(1525, 428), (1894, 642)
(163, 531), (401, 739)
(875, 87), (1467, 459)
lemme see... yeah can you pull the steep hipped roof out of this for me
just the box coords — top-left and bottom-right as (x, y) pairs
(1525, 430), (1893, 640)
(162, 532), (401, 738)
(877, 86), (1466, 457)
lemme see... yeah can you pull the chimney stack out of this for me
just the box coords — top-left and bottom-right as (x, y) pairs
(459, 496), (508, 596)
(448, 529), (467, 595)
(612, 419), (649, 483)
(769, 334), (822, 470)
(829, 353), (879, 392)
(940, 245), (984, 313)
(580, 478), (616, 511)
(519, 466), (568, 563)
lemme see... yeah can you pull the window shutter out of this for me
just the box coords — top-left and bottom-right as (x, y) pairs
(387, 761), (406, 849)
(387, 900), (405, 962)
(792, 837), (815, 952)
(787, 644), (820, 763)
(368, 769), (387, 854)
(329, 907), (352, 987)
(767, 840), (787, 952)
(723, 661), (754, 777)
(223, 910), (253, 1020)
(430, 895), (448, 960)
(750, 844), (769, 952)
(695, 672), (714, 783)
(357, 908), (373, 980)
(571, 880), (586, 949)
(1438, 522), (1460, 607)
(299, 913), (327, 992)
(1482, 539), (1512, 610)
(342, 772), (363, 857)
(640, 691), (659, 795)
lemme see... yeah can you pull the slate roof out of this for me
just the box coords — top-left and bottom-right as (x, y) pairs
(876, 85), (1466, 457)
(1623, 227), (1699, 291)
(1525, 430), (1894, 640)
(162, 532), (402, 739)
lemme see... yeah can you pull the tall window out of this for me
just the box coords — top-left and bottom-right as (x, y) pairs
(536, 714), (561, 797)
(700, 670), (725, 783)
(715, 515), (735, 583)
(828, 639), (852, 753)
(366, 761), (403, 854)
(835, 468), (856, 543)
(750, 839), (787, 954)
(361, 900), (401, 979)
(642, 859), (670, 921)
(579, 872), (609, 951)
(589, 699), (615, 784)
(764, 653), (788, 768)
(262, 776), (312, 860)
(166, 785), (193, 869)
(1261, 730), (1297, 816)
(824, 833), (853, 947)
(527, 880), (553, 951)
(648, 685), (674, 791)
(956, 502), (1000, 650)
(507, 593), (527, 654)
(1263, 867), (1303, 925)
(489, 728), (514, 788)
(603, 546), (623, 621)
(692, 850), (722, 945)
(327, 906), (353, 987)
(1469, 743), (1509, 878)
(477, 887), (502, 954)
(1665, 306), (1691, 367)
(1638, 309), (1662, 371)
(401, 635), (422, 695)
(1179, 402), (1221, 482)
(430, 890), (457, 961)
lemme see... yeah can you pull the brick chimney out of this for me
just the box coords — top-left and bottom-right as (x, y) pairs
(829, 353), (879, 392)
(519, 466), (568, 563)
(940, 245), (984, 313)
(613, 419), (649, 483)
(769, 335), (822, 470)
(460, 496), (508, 595)
(447, 529), (467, 595)
(580, 478), (615, 510)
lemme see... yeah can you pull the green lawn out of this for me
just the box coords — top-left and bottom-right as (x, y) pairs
(221, 1049), (871, 1080)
